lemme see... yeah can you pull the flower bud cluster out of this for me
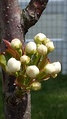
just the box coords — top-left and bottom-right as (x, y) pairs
(34, 33), (55, 54)
(1, 34), (61, 92)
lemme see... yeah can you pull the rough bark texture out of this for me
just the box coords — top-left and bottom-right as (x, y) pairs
(0, 0), (49, 119)
(21, 0), (49, 34)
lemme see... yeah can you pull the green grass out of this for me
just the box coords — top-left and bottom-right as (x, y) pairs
(0, 74), (67, 119)
(31, 74), (67, 119)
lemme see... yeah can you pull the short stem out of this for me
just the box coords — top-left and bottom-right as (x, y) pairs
(36, 71), (45, 80)
(38, 56), (49, 70)
(36, 70), (50, 81)
(32, 53), (41, 66)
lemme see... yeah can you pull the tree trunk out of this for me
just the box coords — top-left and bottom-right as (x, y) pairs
(0, 0), (31, 119)
(0, 0), (49, 119)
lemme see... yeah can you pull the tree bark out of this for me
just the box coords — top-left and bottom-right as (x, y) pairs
(0, 0), (49, 119)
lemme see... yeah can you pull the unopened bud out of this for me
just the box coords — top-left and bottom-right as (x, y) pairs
(46, 41), (55, 52)
(20, 55), (30, 64)
(7, 58), (21, 73)
(43, 38), (51, 45)
(11, 38), (22, 49)
(26, 42), (36, 54)
(44, 62), (61, 74)
(26, 65), (39, 78)
(34, 33), (46, 44)
(37, 44), (47, 55)
(44, 63), (55, 74)
(31, 82), (41, 91)
(52, 62), (61, 74)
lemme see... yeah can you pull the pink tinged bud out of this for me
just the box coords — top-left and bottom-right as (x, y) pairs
(11, 38), (22, 49)
(34, 33), (46, 44)
(26, 42), (36, 54)
(26, 65), (39, 78)
(20, 55), (30, 64)
(7, 58), (21, 73)
(31, 82), (41, 91)
(52, 62), (61, 74)
(37, 44), (47, 55)
(46, 41), (55, 52)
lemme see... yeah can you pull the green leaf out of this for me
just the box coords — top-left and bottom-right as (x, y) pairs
(0, 54), (6, 70)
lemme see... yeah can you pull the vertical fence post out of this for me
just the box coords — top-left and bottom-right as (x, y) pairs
(62, 0), (67, 74)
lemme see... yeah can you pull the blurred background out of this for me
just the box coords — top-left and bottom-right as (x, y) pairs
(18, 0), (67, 74)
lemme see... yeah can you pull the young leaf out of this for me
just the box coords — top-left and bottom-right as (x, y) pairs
(0, 54), (6, 70)
(3, 39), (11, 48)
(6, 49), (16, 58)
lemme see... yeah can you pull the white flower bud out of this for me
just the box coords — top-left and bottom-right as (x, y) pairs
(46, 41), (55, 52)
(11, 38), (22, 49)
(31, 82), (41, 91)
(52, 62), (61, 74)
(37, 44), (47, 55)
(20, 55), (30, 64)
(34, 33), (46, 44)
(44, 62), (61, 74)
(43, 38), (51, 45)
(26, 65), (39, 78)
(7, 58), (21, 73)
(44, 63), (55, 74)
(26, 42), (36, 54)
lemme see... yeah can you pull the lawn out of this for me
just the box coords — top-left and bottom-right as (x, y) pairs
(0, 74), (67, 119)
